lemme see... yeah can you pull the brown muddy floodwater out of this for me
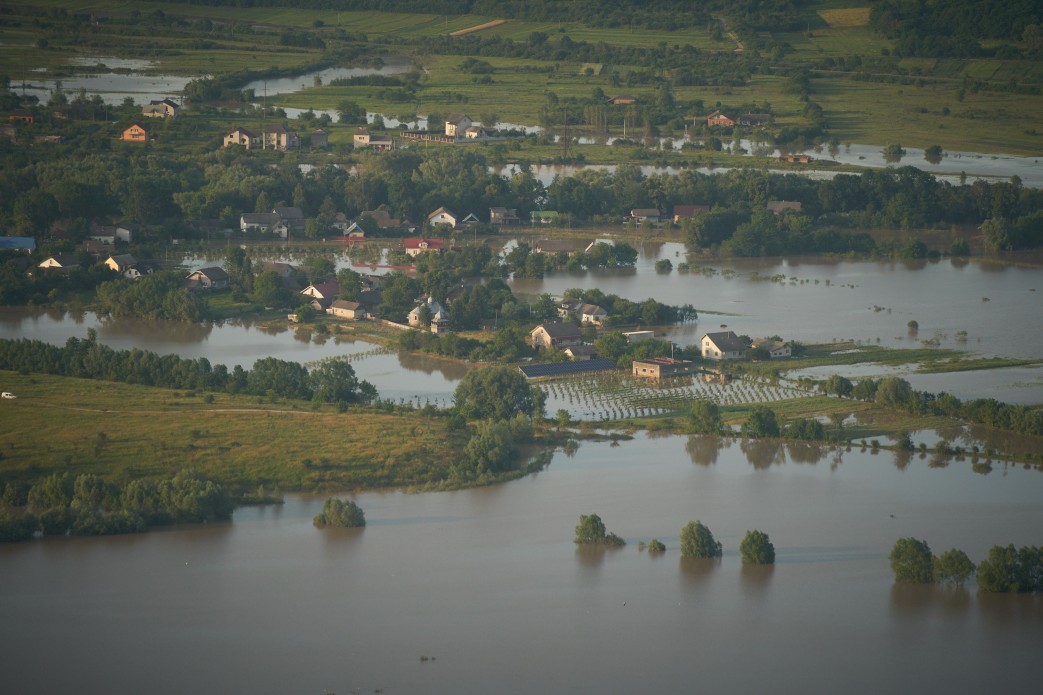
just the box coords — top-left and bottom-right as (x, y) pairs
(2, 434), (1041, 694)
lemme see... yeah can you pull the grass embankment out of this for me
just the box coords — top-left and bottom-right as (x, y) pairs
(0, 370), (470, 493)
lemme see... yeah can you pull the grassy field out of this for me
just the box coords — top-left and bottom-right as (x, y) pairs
(0, 370), (470, 493)
(7, 1), (1043, 155)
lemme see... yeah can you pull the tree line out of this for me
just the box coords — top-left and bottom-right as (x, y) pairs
(890, 537), (1043, 593)
(0, 334), (376, 405)
(0, 471), (234, 542)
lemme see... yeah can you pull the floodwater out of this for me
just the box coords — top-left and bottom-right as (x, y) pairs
(1, 433), (1041, 694)
(3, 251), (1041, 403)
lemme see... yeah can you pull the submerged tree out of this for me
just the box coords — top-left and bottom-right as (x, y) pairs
(889, 537), (935, 583)
(574, 513), (624, 546)
(934, 548), (975, 586)
(680, 520), (722, 558)
(313, 498), (366, 528)
(739, 529), (776, 564)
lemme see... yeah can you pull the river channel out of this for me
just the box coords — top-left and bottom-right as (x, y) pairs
(1, 433), (1040, 694)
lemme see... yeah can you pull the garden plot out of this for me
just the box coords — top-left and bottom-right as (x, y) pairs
(539, 371), (813, 421)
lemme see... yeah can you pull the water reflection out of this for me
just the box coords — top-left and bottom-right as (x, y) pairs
(787, 441), (827, 465)
(574, 544), (622, 570)
(685, 435), (724, 466)
(741, 439), (786, 469)
(889, 583), (972, 619)
(739, 563), (775, 595)
(679, 557), (720, 584)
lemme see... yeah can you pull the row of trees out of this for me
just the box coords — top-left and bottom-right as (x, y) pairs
(821, 374), (1043, 437)
(0, 471), (233, 542)
(890, 537), (1043, 592)
(0, 335), (376, 406)
(574, 514), (775, 565)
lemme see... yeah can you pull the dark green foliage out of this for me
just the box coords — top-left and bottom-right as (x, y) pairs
(680, 520), (722, 558)
(739, 529), (775, 564)
(977, 545), (1043, 593)
(688, 400), (723, 434)
(574, 513), (625, 546)
(741, 406), (780, 438)
(454, 365), (545, 421)
(889, 537), (935, 583)
(0, 513), (38, 542)
(785, 418), (825, 441)
(95, 272), (206, 322)
(934, 548), (976, 586)
(821, 374), (853, 397)
(647, 538), (666, 553)
(313, 498), (366, 528)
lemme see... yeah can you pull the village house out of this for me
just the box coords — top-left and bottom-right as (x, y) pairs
(272, 207), (305, 238)
(460, 212), (481, 226)
(557, 297), (584, 320)
(404, 237), (449, 257)
(224, 127), (260, 149)
(240, 212), (279, 234)
(185, 266), (229, 290)
(353, 128), (394, 150)
(328, 299), (366, 320)
(427, 207), (459, 229)
(751, 338), (792, 359)
(627, 208), (662, 224)
(701, 331), (746, 360)
(673, 204), (711, 224)
(706, 110), (734, 127)
(0, 237), (36, 254)
(579, 303), (608, 326)
(357, 209), (404, 232)
(780, 153), (813, 164)
(38, 253), (82, 271)
(444, 114), (473, 138)
(310, 129), (329, 148)
(123, 262), (157, 280)
(121, 123), (149, 142)
(632, 357), (695, 379)
(530, 321), (582, 350)
(408, 297), (450, 332)
(300, 280), (340, 309)
(104, 254), (137, 274)
(8, 108), (34, 124)
(142, 99), (180, 118)
(489, 207), (520, 225)
(767, 200), (803, 215)
(608, 95), (636, 105)
(89, 225), (118, 245)
(263, 124), (299, 151)
(464, 125), (486, 139)
(564, 345), (595, 361)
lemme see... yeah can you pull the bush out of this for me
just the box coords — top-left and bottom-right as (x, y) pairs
(680, 520), (722, 558)
(313, 498), (366, 528)
(889, 537), (935, 583)
(739, 529), (775, 564)
(574, 513), (625, 546)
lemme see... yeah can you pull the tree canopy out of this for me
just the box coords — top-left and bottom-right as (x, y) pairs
(313, 498), (365, 528)
(574, 513), (624, 546)
(739, 529), (775, 564)
(680, 520), (722, 558)
(889, 537), (935, 583)
(453, 365), (545, 421)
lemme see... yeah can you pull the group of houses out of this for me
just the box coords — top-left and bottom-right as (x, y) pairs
(222, 125), (329, 151)
(239, 207), (306, 239)
(705, 111), (772, 128)
(523, 322), (791, 380)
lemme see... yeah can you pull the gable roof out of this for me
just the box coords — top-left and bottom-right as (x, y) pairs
(445, 114), (471, 125)
(228, 126), (258, 137)
(427, 206), (458, 221)
(673, 204), (711, 218)
(533, 321), (581, 339)
(191, 266), (229, 281)
(580, 303), (606, 316)
(330, 299), (362, 311)
(273, 206), (304, 220)
(40, 253), (81, 268)
(703, 330), (745, 352)
(302, 280), (339, 299)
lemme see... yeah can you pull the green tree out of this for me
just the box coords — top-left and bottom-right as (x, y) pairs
(680, 520), (722, 558)
(889, 537), (935, 583)
(741, 405), (780, 438)
(934, 548), (975, 586)
(739, 529), (776, 564)
(313, 498), (365, 527)
(876, 376), (916, 411)
(463, 419), (517, 475)
(822, 374), (853, 397)
(688, 400), (722, 434)
(574, 513), (624, 546)
(454, 365), (545, 420)
(337, 100), (366, 124)
(647, 538), (666, 553)
(252, 270), (291, 307)
(309, 359), (374, 405)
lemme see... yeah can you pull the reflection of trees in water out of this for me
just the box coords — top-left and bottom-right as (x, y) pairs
(679, 557), (720, 586)
(397, 352), (470, 380)
(319, 525), (366, 549)
(787, 441), (826, 465)
(894, 449), (914, 470)
(99, 316), (214, 343)
(741, 439), (785, 469)
(574, 544), (621, 570)
(889, 584), (972, 620)
(686, 435), (724, 466)
(739, 563), (775, 596)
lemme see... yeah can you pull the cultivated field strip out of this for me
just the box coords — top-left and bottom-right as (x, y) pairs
(538, 372), (813, 421)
